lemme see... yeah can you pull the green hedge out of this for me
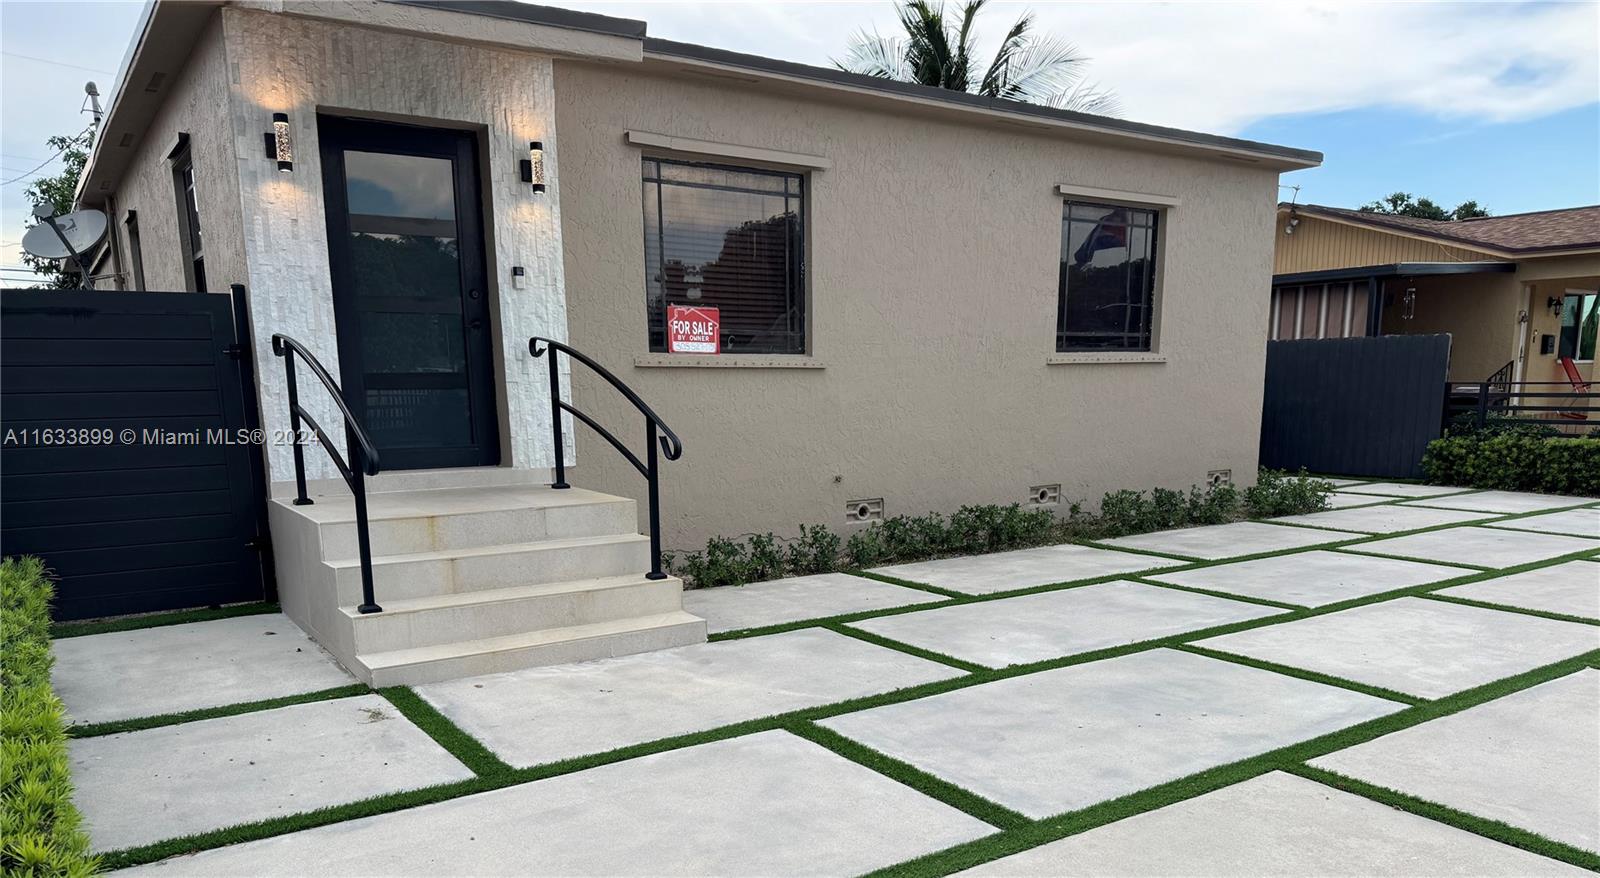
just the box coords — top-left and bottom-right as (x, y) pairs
(2, 557), (98, 877)
(1422, 435), (1600, 496)
(666, 469), (1334, 589)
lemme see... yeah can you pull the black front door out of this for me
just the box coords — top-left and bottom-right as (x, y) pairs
(319, 116), (499, 470)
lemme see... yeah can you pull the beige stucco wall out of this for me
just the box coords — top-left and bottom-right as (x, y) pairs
(1378, 273), (1521, 382)
(1522, 269), (1600, 386)
(553, 60), (1282, 551)
(106, 13), (247, 295)
(220, 7), (571, 484)
(1275, 215), (1501, 274)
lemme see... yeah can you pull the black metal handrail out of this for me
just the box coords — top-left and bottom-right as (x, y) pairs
(271, 334), (384, 614)
(530, 337), (682, 580)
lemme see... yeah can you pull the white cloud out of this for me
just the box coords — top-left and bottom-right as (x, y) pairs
(560, 0), (1600, 135)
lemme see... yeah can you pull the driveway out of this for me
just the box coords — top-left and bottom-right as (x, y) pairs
(58, 487), (1599, 875)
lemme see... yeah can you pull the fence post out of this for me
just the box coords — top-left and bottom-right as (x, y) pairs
(1475, 382), (1490, 429)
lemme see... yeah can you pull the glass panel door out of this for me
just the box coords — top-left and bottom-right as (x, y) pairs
(318, 117), (499, 470)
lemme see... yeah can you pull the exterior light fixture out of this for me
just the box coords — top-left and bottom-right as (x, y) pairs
(264, 113), (293, 172)
(520, 141), (546, 193)
(1547, 296), (1563, 315)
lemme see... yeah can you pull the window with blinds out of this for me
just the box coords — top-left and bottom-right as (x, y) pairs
(642, 158), (805, 354)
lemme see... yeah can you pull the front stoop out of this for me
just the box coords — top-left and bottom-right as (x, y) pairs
(267, 476), (706, 685)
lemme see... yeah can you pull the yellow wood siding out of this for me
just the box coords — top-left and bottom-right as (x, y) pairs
(1275, 216), (1504, 274)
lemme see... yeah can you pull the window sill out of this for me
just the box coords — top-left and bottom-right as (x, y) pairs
(1046, 352), (1167, 365)
(634, 354), (825, 369)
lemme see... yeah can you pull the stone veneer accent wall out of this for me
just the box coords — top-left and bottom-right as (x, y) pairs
(223, 7), (570, 482)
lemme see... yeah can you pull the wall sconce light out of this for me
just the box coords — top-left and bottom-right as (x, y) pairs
(1547, 296), (1563, 316)
(264, 113), (293, 172)
(519, 141), (546, 193)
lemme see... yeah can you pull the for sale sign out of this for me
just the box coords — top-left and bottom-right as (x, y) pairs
(666, 305), (720, 354)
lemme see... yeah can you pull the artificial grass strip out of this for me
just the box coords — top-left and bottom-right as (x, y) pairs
(377, 687), (513, 778)
(51, 602), (281, 639)
(862, 653), (1600, 878)
(1173, 644), (1424, 706)
(848, 570), (971, 599)
(67, 684), (372, 738)
(1130, 577), (1307, 611)
(822, 623), (988, 674)
(785, 721), (1028, 831)
(1286, 764), (1600, 872)
(1417, 592), (1600, 627)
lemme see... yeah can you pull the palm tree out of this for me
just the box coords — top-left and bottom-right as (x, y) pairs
(835, 0), (1120, 116)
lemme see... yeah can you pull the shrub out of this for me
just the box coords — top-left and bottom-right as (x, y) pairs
(1244, 468), (1334, 517)
(1093, 482), (1242, 537)
(1423, 435), (1600, 495)
(1445, 413), (1561, 439)
(784, 524), (841, 575)
(1, 556), (98, 878)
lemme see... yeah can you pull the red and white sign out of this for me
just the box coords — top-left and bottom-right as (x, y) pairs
(667, 305), (720, 354)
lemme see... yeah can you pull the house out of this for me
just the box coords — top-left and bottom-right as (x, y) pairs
(68, 0), (1319, 682)
(1270, 203), (1600, 389)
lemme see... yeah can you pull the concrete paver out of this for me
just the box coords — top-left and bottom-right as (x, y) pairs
(114, 731), (994, 877)
(870, 543), (1182, 594)
(819, 648), (1400, 818)
(52, 614), (354, 726)
(416, 628), (963, 767)
(682, 572), (943, 633)
(1146, 550), (1465, 607)
(958, 771), (1588, 876)
(1437, 561), (1600, 620)
(1269, 505), (1494, 534)
(1312, 670), (1600, 853)
(1196, 597), (1600, 698)
(70, 695), (471, 852)
(1338, 483), (1473, 498)
(848, 581), (1281, 667)
(1408, 490), (1593, 515)
(1486, 507), (1600, 540)
(1353, 527), (1597, 568)
(1100, 521), (1360, 560)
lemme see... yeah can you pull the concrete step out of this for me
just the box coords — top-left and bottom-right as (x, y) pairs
(281, 485), (637, 561)
(329, 532), (653, 604)
(344, 574), (686, 654)
(357, 610), (708, 687)
(272, 465), (551, 500)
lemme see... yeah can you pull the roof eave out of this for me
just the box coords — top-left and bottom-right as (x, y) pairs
(642, 39), (1322, 171)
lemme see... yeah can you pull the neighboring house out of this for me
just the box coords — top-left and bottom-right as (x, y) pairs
(1271, 203), (1600, 388)
(66, 0), (1318, 682)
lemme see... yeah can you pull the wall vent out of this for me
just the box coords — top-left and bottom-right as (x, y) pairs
(846, 498), (884, 523)
(1029, 484), (1061, 506)
(144, 72), (166, 93)
(1206, 469), (1233, 488)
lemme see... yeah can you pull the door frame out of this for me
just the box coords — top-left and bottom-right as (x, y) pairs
(317, 114), (501, 470)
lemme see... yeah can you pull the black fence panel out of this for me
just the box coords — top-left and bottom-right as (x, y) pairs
(2, 289), (268, 620)
(1259, 334), (1452, 479)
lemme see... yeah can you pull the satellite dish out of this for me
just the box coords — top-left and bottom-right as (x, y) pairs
(22, 209), (108, 260)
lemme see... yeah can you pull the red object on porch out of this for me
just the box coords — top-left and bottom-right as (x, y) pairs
(1557, 357), (1591, 420)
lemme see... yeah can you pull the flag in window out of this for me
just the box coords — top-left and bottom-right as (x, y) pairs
(1073, 210), (1128, 267)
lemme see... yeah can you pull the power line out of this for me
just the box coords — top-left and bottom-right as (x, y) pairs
(1, 51), (114, 75)
(1, 122), (93, 186)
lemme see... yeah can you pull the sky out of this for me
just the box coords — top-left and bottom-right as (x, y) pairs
(2, 0), (1597, 284)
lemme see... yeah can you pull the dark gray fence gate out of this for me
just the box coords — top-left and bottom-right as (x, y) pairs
(1259, 334), (1452, 479)
(2, 288), (269, 620)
